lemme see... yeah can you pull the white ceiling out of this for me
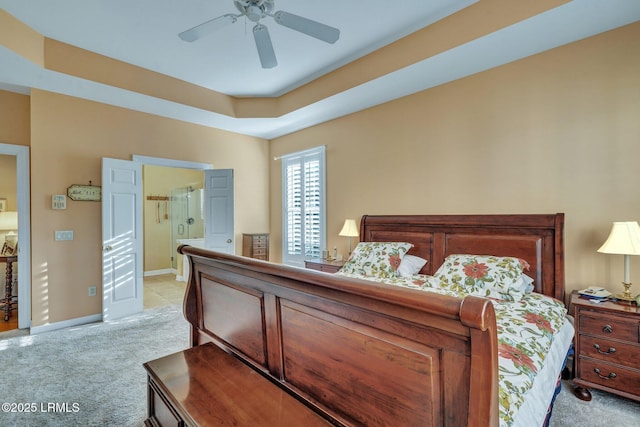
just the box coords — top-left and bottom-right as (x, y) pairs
(0, 0), (639, 139)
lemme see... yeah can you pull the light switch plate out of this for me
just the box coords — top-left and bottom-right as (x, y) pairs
(52, 194), (67, 210)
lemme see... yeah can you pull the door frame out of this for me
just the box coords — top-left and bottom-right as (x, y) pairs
(132, 155), (212, 171)
(0, 143), (31, 329)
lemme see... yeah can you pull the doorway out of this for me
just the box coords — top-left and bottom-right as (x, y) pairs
(135, 155), (211, 312)
(102, 155), (234, 321)
(0, 143), (31, 332)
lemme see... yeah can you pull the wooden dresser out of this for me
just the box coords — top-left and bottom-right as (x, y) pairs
(242, 233), (269, 261)
(571, 292), (640, 402)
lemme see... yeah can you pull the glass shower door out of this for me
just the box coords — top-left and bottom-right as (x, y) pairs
(170, 186), (204, 269)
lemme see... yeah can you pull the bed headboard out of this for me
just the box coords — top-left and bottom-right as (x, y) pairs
(360, 213), (565, 303)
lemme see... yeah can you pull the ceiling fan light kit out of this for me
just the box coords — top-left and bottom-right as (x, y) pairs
(178, 0), (340, 68)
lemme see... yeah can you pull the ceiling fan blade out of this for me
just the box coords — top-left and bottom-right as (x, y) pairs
(179, 14), (238, 42)
(273, 11), (340, 44)
(253, 24), (277, 69)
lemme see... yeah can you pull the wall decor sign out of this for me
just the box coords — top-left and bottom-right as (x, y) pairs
(67, 184), (101, 201)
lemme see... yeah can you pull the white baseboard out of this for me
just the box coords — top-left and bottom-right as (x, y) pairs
(30, 313), (103, 335)
(144, 269), (175, 277)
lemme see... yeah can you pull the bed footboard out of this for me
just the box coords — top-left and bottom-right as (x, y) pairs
(178, 246), (498, 427)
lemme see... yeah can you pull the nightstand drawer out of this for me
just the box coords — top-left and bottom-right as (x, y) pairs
(580, 335), (640, 369)
(580, 314), (638, 342)
(578, 357), (640, 397)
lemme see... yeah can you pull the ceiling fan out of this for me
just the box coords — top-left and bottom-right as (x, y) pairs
(178, 0), (340, 69)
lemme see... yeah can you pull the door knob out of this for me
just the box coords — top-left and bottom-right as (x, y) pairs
(227, 239), (232, 243)
(103, 245), (113, 251)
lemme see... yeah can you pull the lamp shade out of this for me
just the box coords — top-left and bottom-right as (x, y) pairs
(597, 221), (640, 255)
(339, 219), (359, 237)
(0, 211), (17, 231)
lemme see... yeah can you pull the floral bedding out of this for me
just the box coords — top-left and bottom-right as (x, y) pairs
(336, 271), (568, 427)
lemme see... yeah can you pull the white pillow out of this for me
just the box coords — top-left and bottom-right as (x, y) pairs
(512, 274), (535, 294)
(398, 255), (428, 278)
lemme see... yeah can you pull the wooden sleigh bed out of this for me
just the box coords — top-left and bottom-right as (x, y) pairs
(146, 213), (567, 427)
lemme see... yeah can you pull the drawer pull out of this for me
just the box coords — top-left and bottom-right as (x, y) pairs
(593, 343), (616, 355)
(593, 368), (617, 380)
(602, 324), (613, 334)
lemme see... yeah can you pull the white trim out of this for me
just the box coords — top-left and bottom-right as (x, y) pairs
(143, 268), (174, 277)
(0, 143), (31, 329)
(30, 313), (102, 335)
(132, 155), (212, 170)
(276, 145), (326, 161)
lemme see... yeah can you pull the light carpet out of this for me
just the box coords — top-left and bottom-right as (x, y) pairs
(1, 304), (189, 426)
(1, 305), (638, 426)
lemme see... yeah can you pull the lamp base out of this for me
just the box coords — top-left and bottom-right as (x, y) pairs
(614, 293), (637, 302)
(615, 281), (635, 302)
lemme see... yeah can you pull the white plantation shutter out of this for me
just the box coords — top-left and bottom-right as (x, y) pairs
(282, 147), (326, 267)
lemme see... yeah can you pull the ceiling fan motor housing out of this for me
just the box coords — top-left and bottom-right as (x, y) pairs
(234, 0), (274, 21)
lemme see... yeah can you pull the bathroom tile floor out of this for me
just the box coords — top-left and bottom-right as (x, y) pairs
(143, 273), (187, 309)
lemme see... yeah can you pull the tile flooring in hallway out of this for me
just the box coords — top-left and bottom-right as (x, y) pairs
(144, 273), (187, 309)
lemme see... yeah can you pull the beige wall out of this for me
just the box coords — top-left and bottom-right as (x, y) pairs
(0, 90), (30, 146)
(0, 90), (27, 302)
(0, 155), (17, 211)
(270, 23), (640, 302)
(143, 165), (204, 272)
(1, 20), (638, 328)
(28, 90), (269, 326)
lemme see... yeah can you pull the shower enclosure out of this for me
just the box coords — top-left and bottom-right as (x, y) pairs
(170, 185), (204, 269)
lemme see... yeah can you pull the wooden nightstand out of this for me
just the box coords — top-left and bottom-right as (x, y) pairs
(304, 258), (345, 273)
(570, 291), (640, 402)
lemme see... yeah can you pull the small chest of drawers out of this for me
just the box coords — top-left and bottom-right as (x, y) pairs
(571, 292), (640, 402)
(242, 233), (269, 261)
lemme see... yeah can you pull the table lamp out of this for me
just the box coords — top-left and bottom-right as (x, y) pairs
(339, 219), (359, 256)
(0, 211), (18, 242)
(597, 221), (640, 302)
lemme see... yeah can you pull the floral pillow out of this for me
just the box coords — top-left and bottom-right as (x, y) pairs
(339, 242), (413, 278)
(433, 254), (530, 301)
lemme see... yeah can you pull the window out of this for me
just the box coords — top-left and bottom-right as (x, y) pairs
(281, 146), (326, 267)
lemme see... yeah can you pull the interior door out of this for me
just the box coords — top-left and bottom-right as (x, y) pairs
(101, 158), (143, 321)
(204, 169), (234, 253)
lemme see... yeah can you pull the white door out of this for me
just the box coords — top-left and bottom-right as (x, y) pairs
(204, 169), (234, 253)
(102, 158), (143, 321)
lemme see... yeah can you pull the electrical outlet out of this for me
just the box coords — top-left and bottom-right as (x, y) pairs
(54, 230), (74, 241)
(88, 286), (97, 297)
